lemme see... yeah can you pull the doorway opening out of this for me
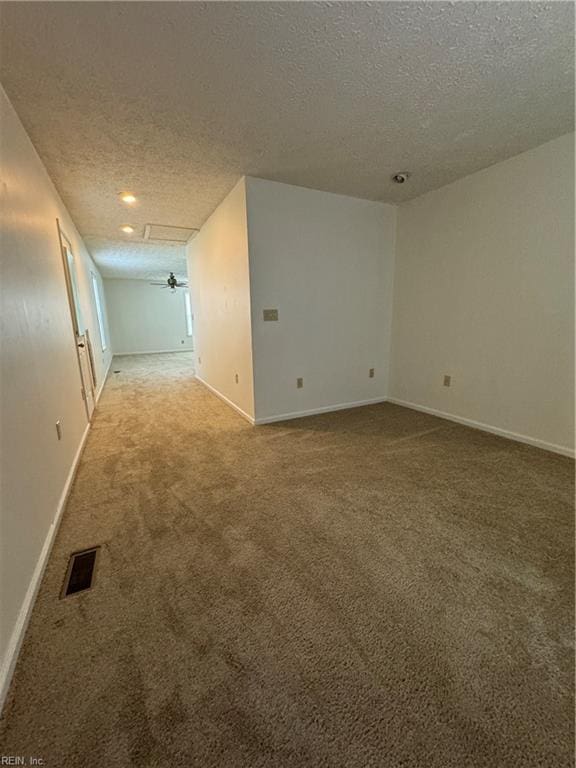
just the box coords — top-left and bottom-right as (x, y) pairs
(57, 219), (97, 420)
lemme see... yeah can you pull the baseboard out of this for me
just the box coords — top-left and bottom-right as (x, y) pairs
(113, 348), (194, 356)
(0, 422), (91, 713)
(388, 397), (574, 458)
(254, 397), (389, 425)
(95, 355), (112, 403)
(195, 375), (255, 424)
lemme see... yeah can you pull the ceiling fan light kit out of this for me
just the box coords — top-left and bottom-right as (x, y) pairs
(150, 272), (188, 292)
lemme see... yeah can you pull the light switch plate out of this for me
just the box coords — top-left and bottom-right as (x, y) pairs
(263, 308), (279, 322)
(443, 375), (451, 387)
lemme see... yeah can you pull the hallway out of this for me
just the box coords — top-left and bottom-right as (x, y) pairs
(0, 353), (573, 767)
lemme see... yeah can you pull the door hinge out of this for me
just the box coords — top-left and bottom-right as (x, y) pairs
(81, 387), (86, 400)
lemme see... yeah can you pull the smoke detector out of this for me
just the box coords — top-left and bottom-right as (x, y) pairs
(391, 172), (410, 184)
(144, 223), (199, 243)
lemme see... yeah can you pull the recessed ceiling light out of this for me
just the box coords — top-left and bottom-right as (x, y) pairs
(121, 225), (134, 234)
(120, 193), (137, 204)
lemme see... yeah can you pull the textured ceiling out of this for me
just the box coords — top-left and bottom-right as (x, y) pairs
(83, 238), (188, 282)
(0, 1), (574, 279)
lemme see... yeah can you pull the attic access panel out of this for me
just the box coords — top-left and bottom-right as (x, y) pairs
(144, 223), (198, 243)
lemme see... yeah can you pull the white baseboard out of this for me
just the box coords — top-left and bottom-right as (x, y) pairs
(254, 397), (389, 425)
(388, 397), (574, 458)
(195, 375), (255, 424)
(0, 422), (91, 713)
(194, 380), (388, 426)
(113, 348), (193, 356)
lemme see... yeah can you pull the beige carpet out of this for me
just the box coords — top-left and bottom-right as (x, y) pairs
(1, 352), (574, 767)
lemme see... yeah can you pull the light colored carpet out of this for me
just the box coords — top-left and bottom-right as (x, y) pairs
(1, 352), (573, 767)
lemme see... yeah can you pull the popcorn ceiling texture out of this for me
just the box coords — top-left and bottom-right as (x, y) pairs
(0, 2), (574, 278)
(84, 238), (188, 282)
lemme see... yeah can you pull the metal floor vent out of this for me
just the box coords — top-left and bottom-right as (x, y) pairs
(61, 547), (100, 598)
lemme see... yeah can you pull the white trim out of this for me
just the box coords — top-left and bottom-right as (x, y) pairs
(0, 422), (91, 713)
(195, 375), (255, 424)
(184, 290), (193, 337)
(254, 397), (389, 425)
(95, 355), (112, 403)
(90, 271), (108, 353)
(388, 398), (574, 458)
(113, 348), (193, 356)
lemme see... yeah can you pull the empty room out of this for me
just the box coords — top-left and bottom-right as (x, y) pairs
(0, 2), (574, 767)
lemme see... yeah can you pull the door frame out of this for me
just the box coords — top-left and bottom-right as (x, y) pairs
(56, 218), (96, 421)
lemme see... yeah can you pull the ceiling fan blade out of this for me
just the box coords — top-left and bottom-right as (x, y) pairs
(149, 282), (167, 285)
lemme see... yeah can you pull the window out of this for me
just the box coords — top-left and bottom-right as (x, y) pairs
(91, 272), (107, 351)
(184, 291), (193, 337)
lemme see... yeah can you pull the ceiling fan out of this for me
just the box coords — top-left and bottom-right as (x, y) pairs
(150, 272), (188, 292)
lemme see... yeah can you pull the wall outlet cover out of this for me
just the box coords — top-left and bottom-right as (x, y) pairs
(443, 375), (451, 387)
(297, 377), (304, 389)
(369, 368), (375, 378)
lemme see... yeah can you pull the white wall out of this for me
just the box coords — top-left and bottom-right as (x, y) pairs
(104, 278), (193, 355)
(390, 133), (575, 455)
(0, 86), (112, 705)
(186, 178), (255, 420)
(245, 178), (397, 422)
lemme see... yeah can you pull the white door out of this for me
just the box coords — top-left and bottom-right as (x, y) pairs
(76, 332), (96, 418)
(58, 222), (96, 420)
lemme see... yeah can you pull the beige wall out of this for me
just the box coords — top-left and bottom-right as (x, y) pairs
(390, 133), (575, 454)
(246, 178), (397, 422)
(186, 178), (255, 420)
(104, 278), (193, 355)
(0, 86), (112, 703)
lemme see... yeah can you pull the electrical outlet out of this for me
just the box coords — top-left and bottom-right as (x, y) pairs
(235, 373), (239, 384)
(296, 377), (304, 389)
(55, 420), (62, 440)
(369, 368), (375, 378)
(443, 375), (451, 387)
(263, 308), (279, 322)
